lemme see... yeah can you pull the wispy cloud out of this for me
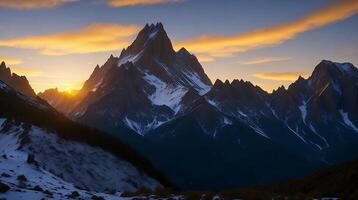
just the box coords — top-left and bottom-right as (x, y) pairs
(11, 67), (43, 77)
(0, 0), (77, 10)
(175, 0), (358, 61)
(107, 0), (184, 7)
(253, 72), (309, 81)
(196, 54), (215, 62)
(0, 57), (22, 65)
(239, 56), (291, 65)
(0, 23), (140, 55)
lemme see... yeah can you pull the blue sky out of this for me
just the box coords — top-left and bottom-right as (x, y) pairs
(0, 0), (357, 92)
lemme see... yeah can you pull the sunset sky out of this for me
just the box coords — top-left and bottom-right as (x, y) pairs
(0, 0), (357, 93)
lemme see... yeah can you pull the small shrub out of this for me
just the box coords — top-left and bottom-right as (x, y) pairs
(43, 189), (53, 196)
(91, 195), (105, 200)
(17, 175), (27, 182)
(0, 182), (10, 193)
(33, 185), (43, 192)
(68, 191), (80, 198)
(27, 154), (38, 166)
(1, 172), (11, 177)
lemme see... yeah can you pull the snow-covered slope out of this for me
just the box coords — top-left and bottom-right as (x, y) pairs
(0, 79), (170, 199)
(0, 118), (161, 199)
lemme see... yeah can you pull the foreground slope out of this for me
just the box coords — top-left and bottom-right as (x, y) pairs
(0, 80), (168, 199)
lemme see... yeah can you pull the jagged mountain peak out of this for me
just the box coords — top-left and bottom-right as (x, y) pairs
(212, 79), (264, 92)
(0, 61), (36, 97)
(0, 61), (11, 76)
(1, 61), (6, 68)
(311, 60), (358, 80)
(177, 47), (191, 55)
(213, 79), (224, 87)
(272, 85), (286, 94)
(305, 60), (358, 93)
(119, 22), (175, 62)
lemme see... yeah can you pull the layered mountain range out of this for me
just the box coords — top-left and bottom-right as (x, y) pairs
(7, 23), (358, 190)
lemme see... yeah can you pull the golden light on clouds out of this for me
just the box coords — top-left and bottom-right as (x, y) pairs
(196, 54), (215, 62)
(175, 0), (358, 61)
(0, 23), (140, 55)
(107, 0), (184, 7)
(253, 72), (309, 81)
(0, 0), (77, 9)
(11, 67), (42, 77)
(239, 56), (291, 65)
(0, 57), (22, 65)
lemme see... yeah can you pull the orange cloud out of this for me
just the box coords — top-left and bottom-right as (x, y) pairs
(0, 57), (22, 65)
(239, 56), (291, 65)
(175, 0), (358, 61)
(0, 23), (140, 55)
(107, 0), (184, 7)
(11, 67), (43, 77)
(0, 0), (77, 9)
(253, 72), (309, 81)
(196, 54), (215, 62)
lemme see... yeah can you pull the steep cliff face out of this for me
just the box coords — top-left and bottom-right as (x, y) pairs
(0, 61), (36, 97)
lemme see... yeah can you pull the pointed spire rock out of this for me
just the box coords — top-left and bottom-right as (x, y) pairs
(121, 22), (176, 62)
(0, 62), (35, 97)
(0, 61), (6, 68)
(178, 47), (191, 55)
(213, 79), (224, 87)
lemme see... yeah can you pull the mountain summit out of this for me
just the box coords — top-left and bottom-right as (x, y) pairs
(60, 23), (213, 134)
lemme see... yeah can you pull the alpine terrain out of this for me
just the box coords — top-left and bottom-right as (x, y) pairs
(37, 23), (358, 190)
(0, 72), (168, 199)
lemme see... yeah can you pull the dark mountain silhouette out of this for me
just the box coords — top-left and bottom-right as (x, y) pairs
(0, 61), (36, 97)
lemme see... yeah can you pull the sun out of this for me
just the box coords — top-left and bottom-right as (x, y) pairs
(62, 89), (79, 96)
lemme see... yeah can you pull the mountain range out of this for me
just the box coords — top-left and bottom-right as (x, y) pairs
(3, 23), (358, 191)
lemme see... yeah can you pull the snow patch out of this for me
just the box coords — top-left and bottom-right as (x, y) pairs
(339, 110), (358, 132)
(249, 125), (270, 139)
(0, 81), (8, 90)
(143, 73), (187, 113)
(117, 50), (143, 67)
(182, 70), (211, 95)
(206, 98), (219, 109)
(299, 102), (307, 124)
(223, 117), (232, 125)
(123, 116), (166, 135)
(309, 123), (330, 148)
(286, 124), (307, 144)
